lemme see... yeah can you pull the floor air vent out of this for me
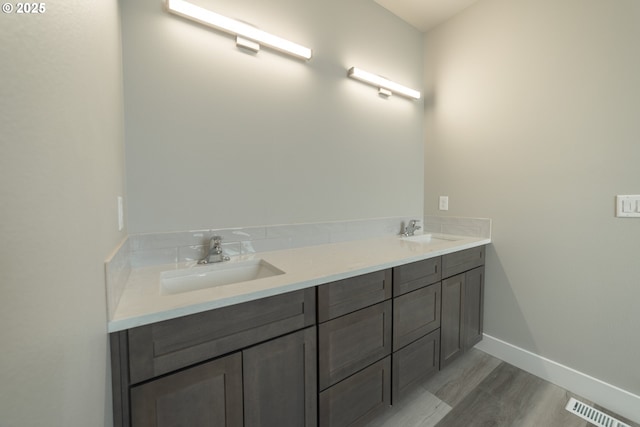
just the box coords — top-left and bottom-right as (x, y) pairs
(565, 397), (631, 427)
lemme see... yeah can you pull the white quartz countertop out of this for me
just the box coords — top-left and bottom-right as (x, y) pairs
(108, 233), (490, 332)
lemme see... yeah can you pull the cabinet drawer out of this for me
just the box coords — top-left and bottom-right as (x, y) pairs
(392, 329), (440, 402)
(319, 356), (391, 427)
(318, 269), (392, 322)
(128, 288), (316, 384)
(442, 245), (485, 278)
(393, 283), (441, 351)
(318, 301), (392, 390)
(393, 257), (441, 296)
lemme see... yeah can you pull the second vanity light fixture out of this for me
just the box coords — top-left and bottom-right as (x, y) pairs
(348, 67), (421, 100)
(166, 0), (313, 60)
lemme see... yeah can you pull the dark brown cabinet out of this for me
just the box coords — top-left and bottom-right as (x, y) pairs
(127, 289), (315, 384)
(391, 258), (443, 402)
(130, 328), (317, 427)
(130, 353), (243, 427)
(317, 270), (393, 426)
(318, 269), (391, 322)
(393, 257), (441, 297)
(318, 300), (392, 390)
(441, 245), (484, 279)
(393, 283), (441, 351)
(463, 266), (485, 351)
(243, 327), (317, 427)
(111, 245), (487, 427)
(319, 357), (391, 427)
(440, 247), (485, 369)
(392, 329), (440, 401)
(440, 273), (465, 367)
(111, 289), (317, 427)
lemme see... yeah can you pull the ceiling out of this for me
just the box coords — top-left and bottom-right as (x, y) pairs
(374, 0), (480, 32)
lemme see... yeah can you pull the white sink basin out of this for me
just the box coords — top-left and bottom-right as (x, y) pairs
(400, 233), (461, 244)
(161, 259), (285, 295)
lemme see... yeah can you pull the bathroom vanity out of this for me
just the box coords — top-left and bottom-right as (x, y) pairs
(109, 234), (488, 427)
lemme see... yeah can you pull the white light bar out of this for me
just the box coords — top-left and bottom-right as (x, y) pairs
(347, 67), (421, 100)
(166, 0), (312, 60)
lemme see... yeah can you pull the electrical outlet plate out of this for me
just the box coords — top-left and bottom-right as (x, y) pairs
(118, 196), (124, 231)
(616, 195), (640, 218)
(439, 196), (449, 211)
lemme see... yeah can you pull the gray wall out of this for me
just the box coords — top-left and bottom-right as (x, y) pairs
(0, 2), (126, 426)
(121, 0), (424, 233)
(424, 0), (640, 395)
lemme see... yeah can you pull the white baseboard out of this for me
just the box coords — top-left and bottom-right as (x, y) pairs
(475, 334), (640, 424)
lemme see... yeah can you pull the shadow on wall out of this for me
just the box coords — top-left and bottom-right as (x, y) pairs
(484, 244), (541, 357)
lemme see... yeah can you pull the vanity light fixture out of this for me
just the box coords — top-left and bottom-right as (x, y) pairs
(347, 67), (421, 100)
(166, 0), (313, 60)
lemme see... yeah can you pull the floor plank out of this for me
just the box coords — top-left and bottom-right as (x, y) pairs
(514, 385), (590, 427)
(364, 349), (638, 427)
(424, 348), (502, 408)
(434, 363), (589, 427)
(367, 386), (451, 427)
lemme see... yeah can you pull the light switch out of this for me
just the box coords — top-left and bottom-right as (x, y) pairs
(616, 195), (640, 218)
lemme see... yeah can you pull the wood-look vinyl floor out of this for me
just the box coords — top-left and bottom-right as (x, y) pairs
(368, 349), (639, 427)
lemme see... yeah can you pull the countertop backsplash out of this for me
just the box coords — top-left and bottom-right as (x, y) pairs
(104, 216), (491, 322)
(104, 237), (131, 321)
(423, 215), (492, 238)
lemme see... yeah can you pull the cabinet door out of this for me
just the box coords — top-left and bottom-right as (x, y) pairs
(130, 353), (242, 427)
(392, 329), (440, 402)
(393, 283), (441, 351)
(319, 301), (392, 390)
(319, 357), (391, 427)
(463, 266), (484, 351)
(243, 327), (317, 427)
(440, 273), (464, 369)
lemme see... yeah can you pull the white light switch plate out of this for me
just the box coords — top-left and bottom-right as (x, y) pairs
(616, 195), (640, 217)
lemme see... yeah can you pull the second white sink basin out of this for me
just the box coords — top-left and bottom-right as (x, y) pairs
(161, 259), (285, 295)
(400, 233), (461, 244)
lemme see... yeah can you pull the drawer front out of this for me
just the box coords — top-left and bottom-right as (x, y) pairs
(319, 356), (391, 427)
(442, 245), (485, 278)
(128, 288), (316, 384)
(393, 283), (441, 351)
(318, 269), (392, 322)
(393, 257), (441, 296)
(392, 329), (440, 402)
(318, 301), (392, 390)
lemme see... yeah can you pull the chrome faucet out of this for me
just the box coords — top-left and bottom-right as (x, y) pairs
(401, 220), (422, 237)
(198, 235), (230, 264)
